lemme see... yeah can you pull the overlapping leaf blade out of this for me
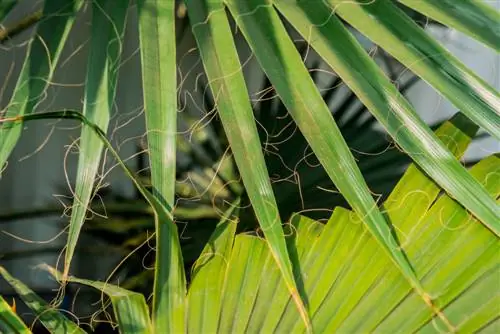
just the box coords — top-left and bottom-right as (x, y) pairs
(275, 1), (499, 237)
(1, 1), (498, 333)
(326, 0), (500, 140)
(0, 295), (30, 334)
(43, 265), (152, 334)
(0, 267), (83, 334)
(0, 0), (83, 175)
(183, 114), (498, 333)
(398, 0), (500, 50)
(383, 113), (479, 239)
(282, 114), (480, 333)
(1, 109), (183, 332)
(64, 0), (128, 278)
(185, 0), (310, 327)
(375, 154), (499, 333)
(2, 100), (497, 334)
(226, 0), (427, 302)
(137, 1), (185, 332)
(328, 116), (478, 332)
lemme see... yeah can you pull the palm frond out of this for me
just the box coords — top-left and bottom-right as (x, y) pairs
(3, 112), (497, 333)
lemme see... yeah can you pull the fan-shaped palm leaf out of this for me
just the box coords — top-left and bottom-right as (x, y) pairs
(0, 0), (498, 332)
(2, 111), (497, 333)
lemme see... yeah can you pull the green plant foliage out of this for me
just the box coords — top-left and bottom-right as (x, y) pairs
(274, 0), (499, 235)
(41, 265), (152, 333)
(398, 0), (500, 50)
(0, 56), (429, 297)
(0, 108), (185, 333)
(0, 267), (84, 334)
(192, 53), (424, 222)
(137, 2), (183, 331)
(327, 0), (500, 142)
(186, 0), (309, 325)
(1, 113), (497, 333)
(0, 0), (499, 332)
(187, 202), (239, 333)
(0, 295), (29, 334)
(0, 0), (82, 172)
(63, 0), (129, 280)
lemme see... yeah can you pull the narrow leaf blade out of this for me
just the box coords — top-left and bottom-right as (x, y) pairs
(398, 0), (500, 50)
(328, 0), (500, 140)
(0, 267), (84, 334)
(0, 295), (30, 334)
(185, 0), (310, 328)
(1, 109), (181, 332)
(227, 0), (426, 300)
(137, 1), (185, 332)
(0, 0), (83, 175)
(64, 0), (128, 278)
(384, 113), (479, 238)
(43, 265), (152, 334)
(276, 1), (499, 236)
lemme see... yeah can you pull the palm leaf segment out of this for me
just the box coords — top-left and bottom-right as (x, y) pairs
(184, 114), (499, 333)
(0, 0), (498, 332)
(2, 114), (498, 333)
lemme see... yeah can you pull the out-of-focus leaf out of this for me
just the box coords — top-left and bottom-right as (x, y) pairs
(0, 0), (17, 22)
(0, 109), (183, 334)
(0, 0), (83, 174)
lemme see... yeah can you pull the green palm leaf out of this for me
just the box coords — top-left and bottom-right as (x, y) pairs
(0, 0), (83, 174)
(274, 1), (499, 235)
(3, 111), (497, 333)
(185, 0), (310, 326)
(383, 114), (479, 235)
(0, 267), (84, 334)
(183, 117), (498, 333)
(398, 0), (500, 50)
(226, 0), (437, 306)
(63, 0), (128, 278)
(187, 201), (239, 333)
(327, 0), (500, 140)
(137, 2), (185, 332)
(0, 295), (30, 334)
(1, 1), (499, 333)
(42, 265), (152, 333)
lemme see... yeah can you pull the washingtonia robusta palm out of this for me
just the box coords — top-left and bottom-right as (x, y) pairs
(0, 0), (498, 333)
